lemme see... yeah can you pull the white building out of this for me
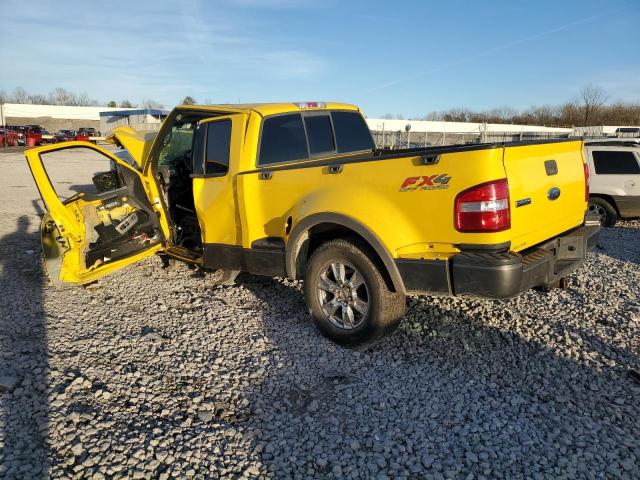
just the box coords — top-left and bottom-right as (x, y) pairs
(0, 103), (136, 125)
(0, 103), (168, 136)
(99, 109), (169, 135)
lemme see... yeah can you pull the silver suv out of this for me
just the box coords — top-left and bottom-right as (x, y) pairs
(585, 138), (640, 226)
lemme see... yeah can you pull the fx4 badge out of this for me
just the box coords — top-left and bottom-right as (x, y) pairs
(400, 174), (451, 192)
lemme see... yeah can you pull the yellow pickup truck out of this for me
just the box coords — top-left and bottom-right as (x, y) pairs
(26, 102), (599, 346)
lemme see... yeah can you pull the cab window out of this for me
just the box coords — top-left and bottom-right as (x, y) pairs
(304, 114), (335, 155)
(331, 111), (374, 153)
(259, 114), (308, 165)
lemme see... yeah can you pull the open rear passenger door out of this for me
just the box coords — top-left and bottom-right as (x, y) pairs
(25, 142), (170, 285)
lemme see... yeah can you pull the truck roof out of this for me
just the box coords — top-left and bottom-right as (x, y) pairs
(585, 138), (640, 147)
(176, 102), (360, 117)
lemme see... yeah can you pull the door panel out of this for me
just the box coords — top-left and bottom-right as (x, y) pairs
(25, 142), (168, 285)
(191, 114), (246, 247)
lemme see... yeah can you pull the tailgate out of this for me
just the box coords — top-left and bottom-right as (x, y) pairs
(503, 140), (586, 252)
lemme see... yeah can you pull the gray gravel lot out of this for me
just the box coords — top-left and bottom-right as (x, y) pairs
(0, 149), (639, 479)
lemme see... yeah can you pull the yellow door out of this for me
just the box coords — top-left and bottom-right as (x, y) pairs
(191, 114), (247, 247)
(25, 142), (170, 285)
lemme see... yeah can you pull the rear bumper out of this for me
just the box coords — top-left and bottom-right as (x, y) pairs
(396, 219), (600, 299)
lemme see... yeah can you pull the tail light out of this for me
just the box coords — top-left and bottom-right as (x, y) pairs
(583, 162), (590, 202)
(455, 179), (510, 232)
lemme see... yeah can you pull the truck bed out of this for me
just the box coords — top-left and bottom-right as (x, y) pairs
(242, 138), (587, 258)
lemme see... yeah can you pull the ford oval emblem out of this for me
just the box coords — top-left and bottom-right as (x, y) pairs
(547, 187), (561, 200)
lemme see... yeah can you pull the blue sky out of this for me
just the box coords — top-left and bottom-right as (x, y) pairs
(1, 0), (638, 117)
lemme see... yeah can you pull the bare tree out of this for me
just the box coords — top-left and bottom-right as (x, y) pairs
(486, 107), (518, 123)
(48, 87), (75, 106)
(426, 108), (472, 122)
(27, 94), (48, 105)
(558, 101), (581, 126)
(603, 101), (640, 125)
(12, 87), (29, 103)
(579, 84), (608, 126)
(418, 91), (640, 127)
(140, 99), (164, 109)
(528, 105), (559, 126)
(73, 92), (98, 106)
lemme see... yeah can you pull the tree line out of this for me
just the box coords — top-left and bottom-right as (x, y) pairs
(0, 87), (164, 110)
(389, 85), (640, 127)
(3, 85), (638, 126)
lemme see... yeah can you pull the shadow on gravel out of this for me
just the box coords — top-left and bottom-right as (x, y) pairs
(234, 275), (639, 478)
(596, 222), (640, 265)
(0, 215), (49, 479)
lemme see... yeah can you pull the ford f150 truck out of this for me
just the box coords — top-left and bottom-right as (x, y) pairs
(26, 102), (599, 346)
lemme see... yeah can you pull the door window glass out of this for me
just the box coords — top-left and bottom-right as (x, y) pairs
(205, 120), (231, 175)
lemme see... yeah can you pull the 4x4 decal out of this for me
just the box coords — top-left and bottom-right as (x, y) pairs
(400, 174), (451, 192)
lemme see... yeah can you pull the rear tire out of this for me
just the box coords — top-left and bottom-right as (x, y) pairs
(588, 197), (617, 227)
(304, 238), (406, 348)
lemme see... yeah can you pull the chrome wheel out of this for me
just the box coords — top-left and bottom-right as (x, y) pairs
(316, 261), (369, 330)
(588, 203), (608, 225)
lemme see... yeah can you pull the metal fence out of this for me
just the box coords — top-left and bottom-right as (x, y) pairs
(370, 130), (571, 148)
(369, 128), (634, 148)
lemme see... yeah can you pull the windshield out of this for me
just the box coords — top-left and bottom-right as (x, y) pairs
(157, 120), (198, 167)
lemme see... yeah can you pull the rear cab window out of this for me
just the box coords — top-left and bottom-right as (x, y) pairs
(592, 150), (640, 174)
(304, 114), (335, 155)
(258, 109), (373, 166)
(331, 111), (374, 153)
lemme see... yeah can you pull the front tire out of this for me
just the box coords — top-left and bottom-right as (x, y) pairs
(588, 197), (617, 227)
(304, 239), (405, 347)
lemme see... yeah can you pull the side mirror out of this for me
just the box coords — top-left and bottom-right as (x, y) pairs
(92, 170), (119, 193)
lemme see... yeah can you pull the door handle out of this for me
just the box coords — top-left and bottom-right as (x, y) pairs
(259, 171), (273, 180)
(328, 164), (343, 174)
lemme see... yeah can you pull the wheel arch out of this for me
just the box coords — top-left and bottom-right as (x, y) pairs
(286, 213), (406, 294)
(589, 193), (620, 215)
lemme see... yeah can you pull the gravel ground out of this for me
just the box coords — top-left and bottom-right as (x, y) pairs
(0, 149), (639, 479)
